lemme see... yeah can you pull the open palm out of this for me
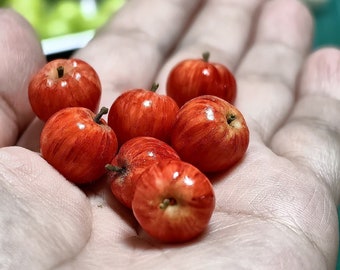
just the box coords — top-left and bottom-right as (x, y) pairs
(1, 0), (340, 269)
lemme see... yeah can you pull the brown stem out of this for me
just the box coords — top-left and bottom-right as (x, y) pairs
(227, 114), (236, 125)
(159, 198), (177, 209)
(105, 164), (123, 173)
(150, 82), (159, 92)
(57, 66), (64, 78)
(93, 107), (108, 124)
(202, 51), (210, 62)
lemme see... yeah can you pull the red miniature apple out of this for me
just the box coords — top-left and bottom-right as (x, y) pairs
(108, 83), (179, 146)
(29, 58), (101, 122)
(166, 52), (237, 107)
(132, 159), (215, 243)
(40, 106), (118, 184)
(171, 95), (249, 173)
(106, 136), (180, 208)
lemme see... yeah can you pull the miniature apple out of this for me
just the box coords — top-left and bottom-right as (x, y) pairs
(106, 136), (180, 208)
(40, 106), (118, 184)
(132, 159), (215, 243)
(170, 95), (249, 173)
(166, 52), (237, 107)
(28, 58), (101, 122)
(108, 83), (179, 146)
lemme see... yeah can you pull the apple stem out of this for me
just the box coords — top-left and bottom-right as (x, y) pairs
(202, 52), (210, 62)
(93, 107), (109, 124)
(105, 164), (123, 173)
(159, 198), (176, 209)
(57, 66), (64, 78)
(150, 83), (159, 92)
(227, 114), (236, 125)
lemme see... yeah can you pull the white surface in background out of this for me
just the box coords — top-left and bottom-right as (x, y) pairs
(41, 29), (95, 55)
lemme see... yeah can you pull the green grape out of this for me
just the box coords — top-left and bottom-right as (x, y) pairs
(44, 1), (84, 37)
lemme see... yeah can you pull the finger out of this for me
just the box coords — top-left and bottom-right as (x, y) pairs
(235, 0), (313, 142)
(0, 9), (46, 147)
(73, 0), (204, 109)
(156, 0), (265, 92)
(270, 48), (340, 204)
(0, 146), (92, 269)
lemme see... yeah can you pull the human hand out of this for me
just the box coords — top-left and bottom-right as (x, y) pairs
(1, 0), (340, 269)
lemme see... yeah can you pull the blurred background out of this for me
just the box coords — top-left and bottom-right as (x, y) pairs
(1, 0), (125, 39)
(0, 0), (339, 56)
(0, 0), (340, 268)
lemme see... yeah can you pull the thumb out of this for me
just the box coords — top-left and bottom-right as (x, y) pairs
(0, 146), (92, 269)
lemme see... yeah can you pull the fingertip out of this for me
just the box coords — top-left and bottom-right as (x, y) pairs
(257, 0), (313, 52)
(299, 47), (340, 99)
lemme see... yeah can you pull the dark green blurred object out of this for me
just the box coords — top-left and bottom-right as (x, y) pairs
(311, 0), (340, 48)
